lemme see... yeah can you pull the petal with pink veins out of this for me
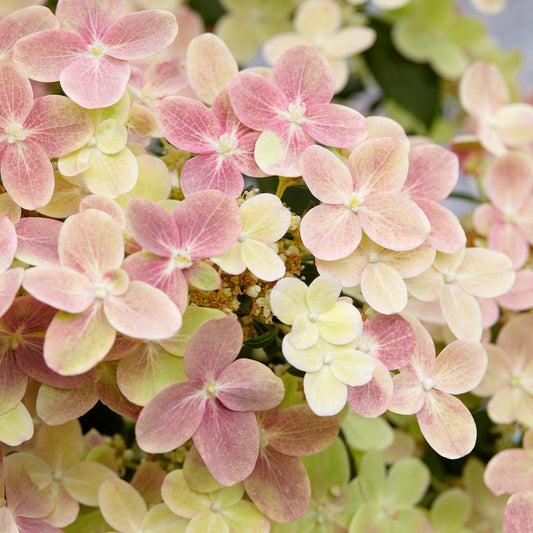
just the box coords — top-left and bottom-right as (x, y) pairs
(179, 153), (244, 198)
(15, 218), (61, 266)
(417, 199), (466, 254)
(254, 121), (315, 177)
(59, 54), (130, 109)
(489, 222), (529, 269)
(303, 103), (367, 148)
(431, 340), (487, 394)
(104, 10), (178, 60)
(361, 262), (408, 314)
(485, 153), (533, 214)
(347, 359), (393, 418)
(484, 448), (533, 495)
(0, 340), (27, 415)
(44, 303), (116, 376)
(156, 96), (222, 153)
(404, 144), (459, 202)
(389, 371), (425, 415)
(231, 131), (268, 178)
(349, 138), (409, 197)
(504, 492), (533, 533)
(59, 209), (124, 281)
(125, 198), (180, 256)
(171, 190), (241, 258)
(417, 389), (476, 459)
(135, 380), (206, 453)
(1, 141), (54, 210)
(272, 45), (335, 106)
(186, 33), (238, 106)
(228, 71), (288, 131)
(244, 447), (310, 523)
(55, 0), (125, 43)
(300, 144), (353, 204)
(0, 61), (33, 126)
(183, 316), (242, 382)
(23, 266), (95, 313)
(358, 194), (430, 251)
(216, 358), (284, 412)
(194, 400), (259, 486)
(24, 95), (93, 157)
(13, 29), (87, 82)
(300, 204), (360, 261)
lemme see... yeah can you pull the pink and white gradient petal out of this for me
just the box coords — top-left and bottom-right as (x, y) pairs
(348, 360), (393, 417)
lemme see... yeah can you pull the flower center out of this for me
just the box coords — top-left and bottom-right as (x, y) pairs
(288, 102), (306, 124)
(204, 381), (218, 397)
(344, 192), (364, 212)
(94, 281), (110, 299)
(444, 272), (457, 284)
(421, 377), (434, 391)
(87, 137), (97, 147)
(511, 374), (522, 386)
(217, 133), (238, 156)
(5, 124), (26, 143)
(504, 212), (517, 224)
(368, 252), (379, 263)
(323, 353), (333, 366)
(171, 251), (193, 270)
(89, 42), (106, 57)
(308, 312), (318, 323)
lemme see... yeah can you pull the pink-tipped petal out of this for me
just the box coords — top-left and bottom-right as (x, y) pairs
(13, 29), (86, 82)
(156, 96), (221, 153)
(194, 401), (259, 486)
(180, 153), (244, 198)
(303, 103), (367, 148)
(171, 190), (241, 258)
(300, 144), (353, 203)
(300, 204), (361, 261)
(136, 381), (206, 453)
(498, 270), (533, 311)
(272, 45), (335, 106)
(59, 54), (130, 109)
(484, 449), (533, 496)
(104, 10), (178, 60)
(104, 281), (182, 340)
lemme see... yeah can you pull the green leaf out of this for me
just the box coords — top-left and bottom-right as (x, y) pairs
(188, 0), (226, 27)
(243, 329), (277, 348)
(363, 19), (440, 129)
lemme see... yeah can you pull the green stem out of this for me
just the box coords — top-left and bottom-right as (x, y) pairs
(448, 192), (481, 203)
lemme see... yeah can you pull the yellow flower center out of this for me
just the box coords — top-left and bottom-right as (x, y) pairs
(288, 102), (306, 124)
(217, 133), (238, 156)
(345, 192), (364, 212)
(5, 124), (26, 143)
(171, 251), (193, 270)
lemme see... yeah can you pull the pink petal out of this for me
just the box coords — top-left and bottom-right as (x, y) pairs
(228, 71), (288, 131)
(122, 252), (188, 313)
(431, 340), (487, 394)
(303, 103), (367, 148)
(0, 215), (17, 272)
(244, 447), (310, 523)
(24, 95), (93, 157)
(104, 281), (182, 340)
(358, 194), (430, 251)
(498, 269), (533, 311)
(56, 0), (125, 42)
(315, 248), (367, 287)
(300, 204), (361, 261)
(300, 144), (353, 204)
(485, 153), (533, 214)
(104, 10), (178, 60)
(59, 209), (124, 282)
(0, 269), (23, 319)
(59, 54), (130, 109)
(361, 262), (408, 314)
(156, 96), (221, 153)
(404, 144), (459, 202)
(0, 61), (33, 126)
(349, 138), (409, 196)
(44, 303), (116, 375)
(216, 359), (284, 411)
(254, 120), (315, 177)
(183, 316), (242, 382)
(361, 313), (415, 370)
(231, 131), (268, 178)
(389, 370), (425, 415)
(272, 45), (334, 106)
(473, 203), (500, 236)
(13, 29), (86, 82)
(171, 190), (241, 258)
(417, 390), (477, 459)
(440, 283), (482, 341)
(0, 342), (27, 415)
(135, 381), (206, 453)
(125, 198), (180, 256)
(180, 153), (244, 198)
(23, 265), (95, 313)
(459, 61), (508, 119)
(496, 313), (533, 363)
(403, 314), (436, 379)
(15, 218), (61, 267)
(194, 400), (259, 486)
(347, 359), (393, 418)
(484, 449), (533, 495)
(1, 141), (54, 210)
(489, 222), (529, 269)
(504, 492), (533, 533)
(417, 199), (466, 254)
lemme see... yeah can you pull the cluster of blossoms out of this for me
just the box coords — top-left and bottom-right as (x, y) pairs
(0, 0), (531, 532)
